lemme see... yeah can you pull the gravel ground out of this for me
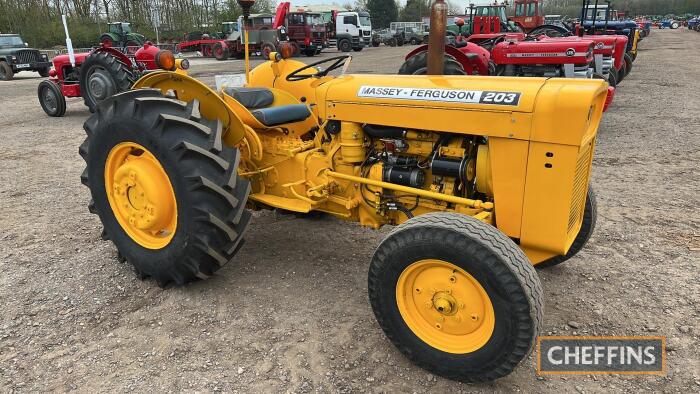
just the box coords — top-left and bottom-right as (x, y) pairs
(1, 29), (698, 392)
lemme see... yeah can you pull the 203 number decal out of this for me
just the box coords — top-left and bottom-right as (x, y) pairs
(480, 91), (521, 106)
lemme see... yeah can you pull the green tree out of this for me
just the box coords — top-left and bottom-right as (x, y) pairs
(367, 0), (399, 28)
(400, 0), (429, 22)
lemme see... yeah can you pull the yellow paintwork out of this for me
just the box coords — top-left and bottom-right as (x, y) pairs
(128, 53), (607, 264)
(105, 142), (177, 249)
(396, 259), (495, 354)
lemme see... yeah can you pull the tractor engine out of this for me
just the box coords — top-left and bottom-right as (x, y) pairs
(490, 39), (594, 78)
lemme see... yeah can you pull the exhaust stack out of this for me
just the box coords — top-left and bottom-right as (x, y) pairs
(427, 0), (447, 75)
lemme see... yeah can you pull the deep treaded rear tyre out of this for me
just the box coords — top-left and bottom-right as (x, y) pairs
(398, 51), (466, 75)
(79, 51), (135, 112)
(368, 212), (543, 383)
(79, 89), (251, 286)
(537, 186), (597, 268)
(623, 52), (634, 75)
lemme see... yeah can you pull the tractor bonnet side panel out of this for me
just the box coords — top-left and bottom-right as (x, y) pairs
(491, 40), (594, 65)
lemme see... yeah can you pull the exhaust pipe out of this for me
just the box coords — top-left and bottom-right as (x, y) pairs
(427, 0), (447, 75)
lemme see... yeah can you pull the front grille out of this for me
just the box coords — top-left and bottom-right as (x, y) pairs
(602, 55), (613, 75)
(568, 141), (593, 234)
(574, 64), (592, 79)
(16, 49), (40, 64)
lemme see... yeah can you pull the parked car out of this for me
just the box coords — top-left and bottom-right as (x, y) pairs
(0, 34), (51, 81)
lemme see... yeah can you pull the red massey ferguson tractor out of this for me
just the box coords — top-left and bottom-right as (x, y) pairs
(400, 15), (616, 111)
(38, 43), (188, 117)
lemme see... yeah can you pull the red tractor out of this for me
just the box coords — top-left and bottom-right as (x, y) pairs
(38, 43), (188, 117)
(400, 14), (616, 111)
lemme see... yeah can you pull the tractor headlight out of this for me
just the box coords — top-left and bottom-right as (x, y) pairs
(175, 58), (190, 70)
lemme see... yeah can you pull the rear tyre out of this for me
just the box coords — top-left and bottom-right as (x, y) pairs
(79, 89), (252, 286)
(202, 44), (213, 58)
(213, 42), (230, 61)
(624, 52), (633, 75)
(0, 61), (13, 81)
(409, 37), (419, 45)
(368, 212), (543, 383)
(607, 67), (618, 87)
(125, 40), (139, 54)
(398, 51), (466, 75)
(372, 41), (380, 47)
(79, 51), (135, 112)
(537, 186), (597, 268)
(387, 38), (397, 47)
(338, 39), (351, 52)
(260, 43), (275, 59)
(38, 80), (66, 117)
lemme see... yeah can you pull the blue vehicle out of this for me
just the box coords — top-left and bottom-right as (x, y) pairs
(659, 19), (680, 29)
(688, 17), (699, 31)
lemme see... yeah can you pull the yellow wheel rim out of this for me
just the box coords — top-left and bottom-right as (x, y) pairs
(105, 142), (177, 249)
(396, 259), (495, 354)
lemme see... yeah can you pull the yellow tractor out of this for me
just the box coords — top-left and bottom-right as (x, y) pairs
(79, 0), (608, 383)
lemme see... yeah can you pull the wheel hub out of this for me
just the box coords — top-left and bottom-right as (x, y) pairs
(396, 259), (495, 354)
(105, 142), (177, 249)
(88, 71), (115, 101)
(43, 89), (57, 112)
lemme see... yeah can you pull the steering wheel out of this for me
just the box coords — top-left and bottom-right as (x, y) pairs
(286, 55), (352, 82)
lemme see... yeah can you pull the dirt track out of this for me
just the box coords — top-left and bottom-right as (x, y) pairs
(1, 29), (699, 392)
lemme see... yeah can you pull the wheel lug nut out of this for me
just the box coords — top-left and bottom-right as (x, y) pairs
(471, 314), (479, 321)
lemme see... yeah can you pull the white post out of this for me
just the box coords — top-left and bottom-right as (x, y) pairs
(62, 15), (75, 67)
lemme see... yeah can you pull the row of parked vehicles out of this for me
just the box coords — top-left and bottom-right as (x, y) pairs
(399, 0), (643, 97)
(175, 2), (371, 59)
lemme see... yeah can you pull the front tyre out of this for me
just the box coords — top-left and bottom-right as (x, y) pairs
(38, 80), (66, 117)
(79, 89), (251, 286)
(368, 213), (543, 382)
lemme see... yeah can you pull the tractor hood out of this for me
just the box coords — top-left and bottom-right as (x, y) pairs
(318, 74), (609, 145)
(491, 40), (594, 65)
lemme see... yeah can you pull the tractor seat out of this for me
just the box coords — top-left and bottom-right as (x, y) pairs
(224, 87), (274, 109)
(251, 105), (311, 127)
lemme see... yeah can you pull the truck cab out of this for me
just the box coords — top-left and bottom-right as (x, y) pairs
(286, 12), (326, 55)
(510, 0), (544, 31)
(333, 11), (370, 51)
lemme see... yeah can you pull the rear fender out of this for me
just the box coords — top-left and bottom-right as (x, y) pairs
(132, 71), (246, 146)
(92, 46), (133, 68)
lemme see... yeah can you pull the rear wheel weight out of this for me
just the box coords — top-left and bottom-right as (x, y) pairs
(368, 212), (543, 383)
(80, 89), (252, 286)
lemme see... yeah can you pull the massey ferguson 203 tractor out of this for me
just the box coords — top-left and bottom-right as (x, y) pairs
(38, 43), (188, 117)
(79, 0), (609, 383)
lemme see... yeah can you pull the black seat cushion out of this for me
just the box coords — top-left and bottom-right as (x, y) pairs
(251, 104), (311, 127)
(224, 87), (274, 109)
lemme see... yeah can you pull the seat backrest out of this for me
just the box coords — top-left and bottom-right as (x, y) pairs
(224, 87), (274, 109)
